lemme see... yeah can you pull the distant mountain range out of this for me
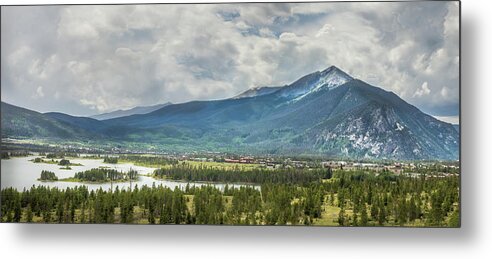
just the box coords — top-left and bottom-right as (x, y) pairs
(90, 102), (172, 120)
(1, 102), (103, 140)
(0, 66), (459, 160)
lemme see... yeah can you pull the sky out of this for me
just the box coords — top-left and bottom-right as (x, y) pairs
(1, 2), (460, 123)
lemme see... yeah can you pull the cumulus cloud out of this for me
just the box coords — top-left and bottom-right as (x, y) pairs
(33, 86), (44, 99)
(1, 2), (459, 117)
(414, 82), (431, 97)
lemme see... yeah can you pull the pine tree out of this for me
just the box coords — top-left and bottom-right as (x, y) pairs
(428, 190), (445, 226)
(69, 202), (76, 223)
(42, 210), (51, 223)
(408, 196), (418, 222)
(360, 204), (368, 226)
(370, 203), (378, 221)
(26, 205), (33, 223)
(338, 208), (346, 226)
(13, 200), (22, 223)
(80, 202), (86, 223)
(56, 201), (64, 223)
(397, 199), (408, 226)
(352, 211), (359, 226)
(148, 203), (156, 224)
(378, 205), (386, 226)
(6, 211), (13, 222)
(88, 200), (94, 223)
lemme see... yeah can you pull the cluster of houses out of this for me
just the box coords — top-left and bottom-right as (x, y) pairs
(320, 160), (403, 173)
(185, 155), (429, 173)
(162, 154), (459, 177)
(224, 157), (255, 164)
(223, 157), (282, 169)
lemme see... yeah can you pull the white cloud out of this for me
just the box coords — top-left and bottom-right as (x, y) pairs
(1, 2), (459, 117)
(34, 86), (44, 99)
(315, 24), (334, 38)
(414, 82), (431, 97)
(441, 86), (449, 98)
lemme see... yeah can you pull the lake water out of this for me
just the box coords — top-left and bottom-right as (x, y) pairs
(1, 156), (256, 192)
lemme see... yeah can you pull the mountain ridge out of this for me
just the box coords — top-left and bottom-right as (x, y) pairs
(90, 102), (172, 120)
(1, 102), (104, 140)
(0, 66), (459, 160)
(233, 86), (283, 99)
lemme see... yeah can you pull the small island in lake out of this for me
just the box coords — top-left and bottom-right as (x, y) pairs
(31, 157), (83, 167)
(103, 157), (118, 164)
(38, 170), (59, 181)
(60, 168), (139, 183)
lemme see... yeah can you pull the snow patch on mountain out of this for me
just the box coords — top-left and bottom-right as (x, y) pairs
(291, 66), (353, 102)
(395, 122), (404, 131)
(278, 66), (353, 102)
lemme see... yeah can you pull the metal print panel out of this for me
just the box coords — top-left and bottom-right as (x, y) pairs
(0, 1), (460, 227)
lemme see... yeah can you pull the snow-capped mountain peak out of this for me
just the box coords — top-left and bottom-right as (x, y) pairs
(310, 66), (353, 92)
(319, 66), (353, 89)
(283, 66), (354, 101)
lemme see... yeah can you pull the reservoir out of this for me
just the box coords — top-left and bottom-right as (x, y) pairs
(1, 156), (256, 191)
